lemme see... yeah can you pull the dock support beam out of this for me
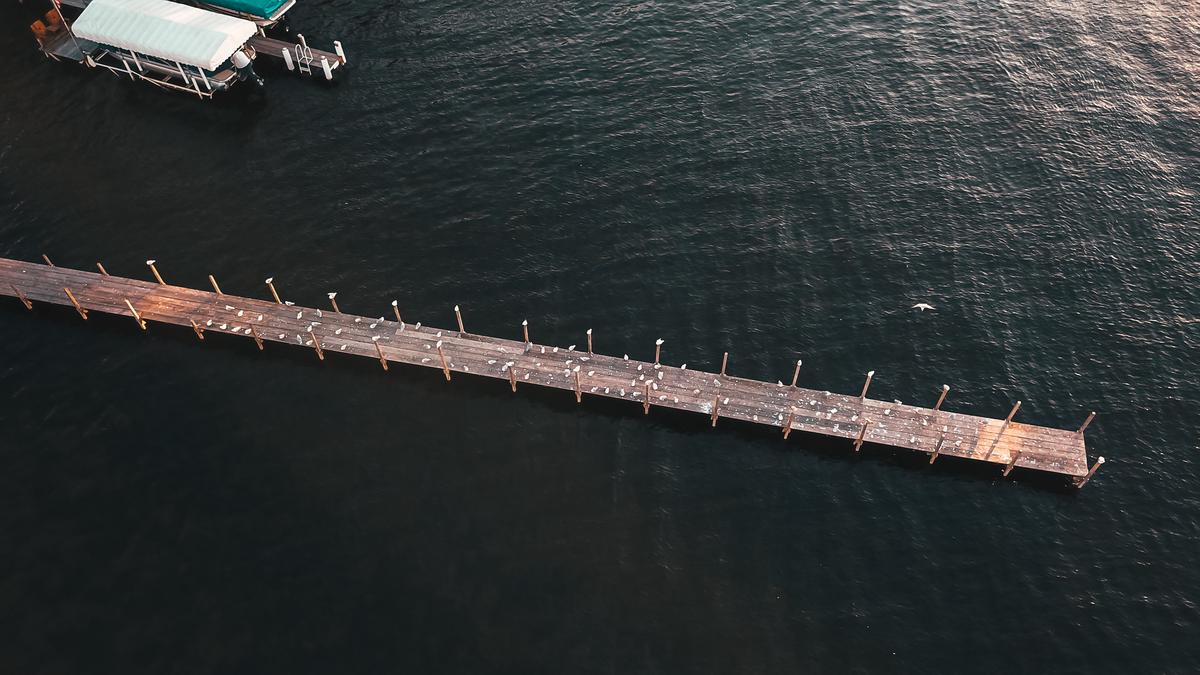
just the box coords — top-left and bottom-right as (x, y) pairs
(265, 278), (281, 305)
(250, 324), (264, 351)
(643, 382), (651, 414)
(782, 411), (794, 439)
(930, 434), (944, 464)
(436, 341), (450, 381)
(575, 370), (582, 403)
(64, 288), (87, 320)
(934, 384), (950, 411)
(1003, 449), (1022, 477)
(1077, 412), (1096, 436)
(711, 396), (720, 427)
(146, 260), (165, 285)
(508, 366), (517, 392)
(1075, 456), (1105, 488)
(124, 299), (146, 331)
(854, 420), (871, 452)
(10, 285), (32, 310)
(860, 370), (875, 401)
(373, 337), (387, 370)
(309, 328), (324, 360)
(984, 400), (1021, 460)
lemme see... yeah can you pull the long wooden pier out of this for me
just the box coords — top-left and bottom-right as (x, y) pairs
(0, 256), (1104, 486)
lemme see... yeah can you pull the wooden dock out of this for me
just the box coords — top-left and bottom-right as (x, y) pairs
(0, 256), (1104, 486)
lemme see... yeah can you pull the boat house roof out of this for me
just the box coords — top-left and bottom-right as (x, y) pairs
(71, 0), (257, 70)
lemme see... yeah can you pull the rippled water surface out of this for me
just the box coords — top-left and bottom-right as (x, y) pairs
(1, 0), (1198, 671)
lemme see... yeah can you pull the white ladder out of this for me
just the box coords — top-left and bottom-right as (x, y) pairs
(294, 34), (314, 75)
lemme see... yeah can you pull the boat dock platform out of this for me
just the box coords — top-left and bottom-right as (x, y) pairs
(0, 256), (1105, 487)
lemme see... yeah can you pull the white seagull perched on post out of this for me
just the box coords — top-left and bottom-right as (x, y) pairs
(912, 303), (935, 312)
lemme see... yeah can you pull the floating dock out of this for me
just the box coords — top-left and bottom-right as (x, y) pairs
(0, 256), (1104, 487)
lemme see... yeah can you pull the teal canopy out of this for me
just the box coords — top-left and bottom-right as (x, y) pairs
(205, 0), (289, 19)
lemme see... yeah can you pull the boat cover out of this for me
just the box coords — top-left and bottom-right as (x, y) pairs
(203, 0), (290, 20)
(71, 0), (257, 70)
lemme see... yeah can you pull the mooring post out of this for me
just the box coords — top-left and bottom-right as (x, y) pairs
(643, 382), (651, 414)
(522, 319), (530, 345)
(782, 411), (794, 439)
(984, 400), (1021, 460)
(10, 285), (32, 310)
(96, 262), (110, 276)
(63, 288), (87, 320)
(250, 324), (264, 351)
(124, 298), (147, 330)
(392, 300), (402, 324)
(860, 370), (875, 401)
(436, 340), (450, 381)
(373, 336), (388, 371)
(265, 277), (281, 304)
(309, 328), (325, 361)
(586, 328), (593, 355)
(190, 319), (205, 341)
(1003, 449), (1022, 477)
(575, 370), (583, 403)
(455, 305), (465, 334)
(654, 338), (664, 365)
(328, 292), (341, 314)
(208, 275), (223, 295)
(791, 359), (802, 387)
(711, 395), (720, 427)
(853, 420), (871, 452)
(146, 260), (165, 285)
(720, 351), (729, 376)
(42, 254), (54, 267)
(508, 366), (517, 392)
(930, 433), (944, 464)
(1077, 412), (1096, 436)
(934, 384), (950, 411)
(1075, 456), (1105, 488)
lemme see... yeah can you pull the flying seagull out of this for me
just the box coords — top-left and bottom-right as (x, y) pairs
(912, 303), (935, 312)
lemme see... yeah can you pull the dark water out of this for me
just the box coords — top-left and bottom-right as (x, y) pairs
(2, 0), (1198, 671)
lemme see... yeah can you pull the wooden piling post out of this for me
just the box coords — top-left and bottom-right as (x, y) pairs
(654, 338), (663, 365)
(1075, 456), (1105, 488)
(933, 385), (950, 411)
(860, 370), (875, 401)
(522, 319), (529, 345)
(146, 260), (165, 285)
(208, 275), (223, 295)
(720, 352), (729, 376)
(250, 324), (264, 351)
(853, 420), (871, 452)
(265, 277), (281, 304)
(309, 328), (325, 361)
(96, 262), (110, 276)
(63, 288), (87, 320)
(711, 395), (720, 427)
(782, 411), (794, 439)
(42, 254), (54, 267)
(373, 337), (388, 370)
(328, 292), (341, 314)
(1077, 412), (1096, 436)
(455, 305), (465, 334)
(643, 382), (651, 414)
(508, 366), (517, 392)
(984, 400), (1021, 460)
(124, 298), (147, 330)
(190, 319), (205, 341)
(790, 359), (802, 387)
(1003, 449), (1022, 477)
(436, 340), (450, 381)
(586, 328), (593, 355)
(392, 300), (402, 324)
(10, 284), (32, 310)
(575, 370), (583, 403)
(930, 433), (944, 464)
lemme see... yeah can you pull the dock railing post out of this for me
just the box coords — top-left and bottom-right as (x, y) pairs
(328, 292), (341, 314)
(392, 300), (402, 324)
(860, 370), (875, 401)
(586, 328), (593, 355)
(934, 384), (950, 411)
(455, 305), (465, 335)
(791, 359), (802, 387)
(250, 324), (264, 351)
(191, 319), (205, 341)
(720, 351), (729, 376)
(10, 285), (32, 310)
(1077, 412), (1096, 436)
(853, 420), (871, 452)
(1075, 456), (1105, 488)
(208, 275), (223, 295)
(146, 259), (165, 285)
(654, 338), (664, 365)
(63, 288), (87, 320)
(373, 336), (388, 371)
(124, 298), (147, 331)
(265, 278), (282, 305)
(436, 341), (451, 381)
(96, 262), (110, 276)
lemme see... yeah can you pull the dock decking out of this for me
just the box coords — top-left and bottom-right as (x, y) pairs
(0, 256), (1103, 485)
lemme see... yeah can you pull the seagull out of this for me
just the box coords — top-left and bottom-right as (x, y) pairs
(912, 303), (935, 312)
